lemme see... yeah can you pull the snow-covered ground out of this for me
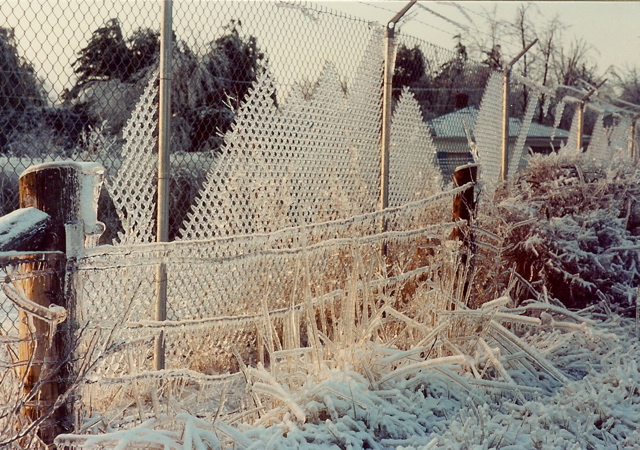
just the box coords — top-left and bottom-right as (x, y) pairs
(54, 303), (640, 449)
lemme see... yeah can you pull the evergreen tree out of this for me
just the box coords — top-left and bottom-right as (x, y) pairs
(70, 18), (159, 90)
(68, 18), (266, 153)
(392, 44), (426, 99)
(0, 27), (46, 150)
(175, 20), (267, 152)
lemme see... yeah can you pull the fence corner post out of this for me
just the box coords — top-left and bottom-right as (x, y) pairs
(17, 161), (104, 443)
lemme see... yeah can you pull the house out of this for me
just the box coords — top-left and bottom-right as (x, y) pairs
(427, 106), (580, 179)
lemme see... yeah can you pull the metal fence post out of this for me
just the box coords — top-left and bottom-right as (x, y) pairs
(576, 79), (606, 153)
(576, 100), (585, 153)
(501, 40), (537, 182)
(380, 0), (416, 221)
(630, 113), (640, 160)
(155, 0), (172, 371)
(380, 24), (393, 216)
(500, 68), (510, 182)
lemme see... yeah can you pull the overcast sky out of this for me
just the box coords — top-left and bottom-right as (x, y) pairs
(324, 1), (640, 75)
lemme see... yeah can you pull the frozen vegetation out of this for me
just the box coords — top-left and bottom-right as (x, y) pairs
(58, 311), (640, 449)
(49, 152), (640, 449)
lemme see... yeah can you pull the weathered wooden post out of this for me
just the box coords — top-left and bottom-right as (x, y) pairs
(451, 163), (478, 306)
(8, 252), (66, 440)
(14, 161), (103, 443)
(451, 163), (478, 241)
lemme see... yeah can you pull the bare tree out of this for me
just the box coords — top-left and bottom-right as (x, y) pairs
(609, 66), (640, 106)
(554, 37), (599, 88)
(462, 4), (506, 69)
(535, 16), (565, 122)
(512, 3), (535, 114)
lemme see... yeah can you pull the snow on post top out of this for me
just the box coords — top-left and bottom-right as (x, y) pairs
(20, 161), (105, 237)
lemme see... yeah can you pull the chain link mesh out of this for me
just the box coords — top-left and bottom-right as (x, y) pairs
(394, 32), (490, 179)
(2, 0), (640, 442)
(73, 189), (460, 422)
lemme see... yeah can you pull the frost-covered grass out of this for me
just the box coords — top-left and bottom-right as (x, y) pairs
(55, 306), (640, 449)
(5, 153), (640, 448)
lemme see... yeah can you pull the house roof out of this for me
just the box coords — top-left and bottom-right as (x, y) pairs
(427, 106), (570, 140)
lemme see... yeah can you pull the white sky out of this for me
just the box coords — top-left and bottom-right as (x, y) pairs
(325, 1), (640, 75)
(2, 1), (638, 103)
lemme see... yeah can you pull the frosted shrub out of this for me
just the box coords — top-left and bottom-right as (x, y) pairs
(477, 152), (640, 314)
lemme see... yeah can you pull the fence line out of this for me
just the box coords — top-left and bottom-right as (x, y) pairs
(1, 1), (639, 445)
(69, 183), (462, 426)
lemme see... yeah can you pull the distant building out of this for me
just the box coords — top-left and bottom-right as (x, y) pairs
(428, 106), (581, 179)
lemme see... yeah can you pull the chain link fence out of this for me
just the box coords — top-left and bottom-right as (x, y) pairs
(1, 0), (637, 343)
(395, 32), (491, 177)
(1, 1), (638, 239)
(0, 0), (497, 242)
(3, 1), (640, 445)
(0, 1), (382, 243)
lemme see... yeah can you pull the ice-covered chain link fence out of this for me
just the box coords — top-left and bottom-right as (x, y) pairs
(394, 32), (499, 180)
(473, 71), (503, 187)
(2, 0), (637, 235)
(389, 88), (443, 206)
(0, 1), (381, 240)
(179, 29), (385, 240)
(107, 69), (158, 245)
(395, 33), (491, 120)
(170, 1), (379, 239)
(587, 113), (610, 162)
(0, 1), (161, 221)
(72, 188), (463, 420)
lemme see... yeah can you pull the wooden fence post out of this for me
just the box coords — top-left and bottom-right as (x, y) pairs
(11, 252), (66, 443)
(15, 161), (103, 443)
(451, 163), (478, 241)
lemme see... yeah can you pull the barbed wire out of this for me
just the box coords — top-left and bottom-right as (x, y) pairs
(355, 1), (461, 40)
(358, 1), (629, 114)
(355, 1), (547, 71)
(447, 2), (607, 76)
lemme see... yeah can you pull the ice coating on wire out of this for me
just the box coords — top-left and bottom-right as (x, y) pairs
(107, 70), (159, 245)
(179, 29), (385, 240)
